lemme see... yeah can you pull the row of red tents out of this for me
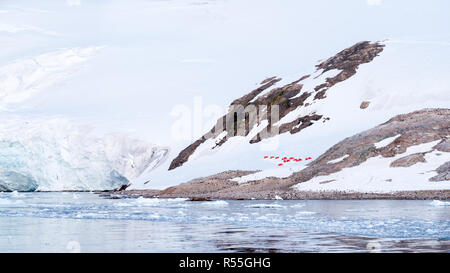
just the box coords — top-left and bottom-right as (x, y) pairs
(264, 155), (312, 166)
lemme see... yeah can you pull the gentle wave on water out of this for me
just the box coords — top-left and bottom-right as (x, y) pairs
(247, 203), (286, 209)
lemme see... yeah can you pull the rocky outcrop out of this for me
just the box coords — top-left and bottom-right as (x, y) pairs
(159, 170), (258, 196)
(169, 41), (385, 170)
(135, 108), (450, 200)
(155, 175), (291, 200)
(390, 153), (426, 168)
(360, 101), (370, 109)
(313, 41), (384, 99)
(430, 162), (450, 182)
(316, 42), (383, 76)
(434, 138), (450, 152)
(289, 108), (449, 184)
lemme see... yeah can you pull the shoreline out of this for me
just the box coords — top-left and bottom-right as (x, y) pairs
(108, 189), (450, 200)
(3, 189), (448, 200)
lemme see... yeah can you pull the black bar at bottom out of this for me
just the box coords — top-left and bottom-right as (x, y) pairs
(0, 253), (446, 272)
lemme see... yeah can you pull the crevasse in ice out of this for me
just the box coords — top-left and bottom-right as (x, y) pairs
(0, 118), (169, 191)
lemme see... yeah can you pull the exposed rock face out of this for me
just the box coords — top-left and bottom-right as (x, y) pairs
(168, 138), (207, 171)
(169, 41), (385, 170)
(316, 41), (384, 75)
(360, 101), (370, 109)
(159, 170), (258, 196)
(290, 108), (449, 184)
(148, 108), (450, 199)
(430, 162), (450, 182)
(434, 138), (450, 152)
(158, 175), (291, 200)
(390, 153), (426, 168)
(313, 41), (384, 98)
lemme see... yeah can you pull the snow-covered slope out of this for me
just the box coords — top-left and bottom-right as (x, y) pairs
(293, 140), (449, 193)
(287, 106), (450, 193)
(0, 117), (169, 191)
(0, 47), (102, 110)
(132, 40), (450, 189)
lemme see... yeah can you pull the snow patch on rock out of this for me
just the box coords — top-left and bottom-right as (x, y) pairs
(328, 154), (349, 164)
(374, 134), (401, 149)
(231, 165), (306, 183)
(293, 140), (449, 193)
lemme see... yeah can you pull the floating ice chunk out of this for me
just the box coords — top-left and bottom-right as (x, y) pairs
(247, 203), (285, 209)
(429, 200), (450, 206)
(201, 200), (229, 206)
(166, 198), (189, 202)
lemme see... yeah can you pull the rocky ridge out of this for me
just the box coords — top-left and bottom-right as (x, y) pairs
(169, 41), (385, 170)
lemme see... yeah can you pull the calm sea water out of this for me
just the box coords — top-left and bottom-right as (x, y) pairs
(0, 192), (448, 252)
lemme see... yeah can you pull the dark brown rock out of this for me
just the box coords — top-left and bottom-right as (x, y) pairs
(113, 184), (130, 192)
(360, 101), (370, 109)
(317, 41), (384, 73)
(260, 76), (277, 85)
(188, 197), (212, 201)
(169, 137), (207, 170)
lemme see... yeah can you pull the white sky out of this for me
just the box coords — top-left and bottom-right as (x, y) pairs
(1, 0), (449, 147)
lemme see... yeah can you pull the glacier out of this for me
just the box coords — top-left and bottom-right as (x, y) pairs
(0, 117), (169, 191)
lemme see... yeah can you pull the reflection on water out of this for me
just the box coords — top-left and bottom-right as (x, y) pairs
(212, 228), (449, 253)
(0, 192), (448, 252)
